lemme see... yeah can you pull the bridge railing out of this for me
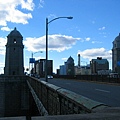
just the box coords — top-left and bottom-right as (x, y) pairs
(54, 75), (120, 84)
(27, 76), (109, 116)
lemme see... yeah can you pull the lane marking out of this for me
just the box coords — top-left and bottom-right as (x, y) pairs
(95, 89), (110, 93)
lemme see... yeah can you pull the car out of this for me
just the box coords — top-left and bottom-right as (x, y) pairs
(47, 75), (53, 79)
(109, 73), (119, 78)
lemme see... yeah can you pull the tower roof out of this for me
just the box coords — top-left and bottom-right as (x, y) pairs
(7, 27), (22, 37)
(67, 56), (74, 64)
(114, 33), (120, 42)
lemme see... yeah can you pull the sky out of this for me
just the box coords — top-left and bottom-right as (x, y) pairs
(0, 0), (120, 74)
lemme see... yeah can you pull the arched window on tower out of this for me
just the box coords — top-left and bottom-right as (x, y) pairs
(13, 39), (17, 43)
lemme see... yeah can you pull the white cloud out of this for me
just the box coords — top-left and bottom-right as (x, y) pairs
(62, 58), (68, 61)
(1, 27), (11, 31)
(0, 37), (7, 55)
(7, 9), (32, 24)
(21, 0), (34, 10)
(24, 34), (81, 52)
(92, 41), (102, 44)
(48, 14), (57, 19)
(85, 37), (90, 41)
(0, 63), (4, 74)
(80, 37), (91, 42)
(98, 26), (105, 30)
(78, 48), (112, 61)
(0, 62), (4, 67)
(0, 20), (7, 26)
(0, 0), (34, 27)
(39, 0), (45, 8)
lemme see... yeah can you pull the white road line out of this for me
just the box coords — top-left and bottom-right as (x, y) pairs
(95, 89), (110, 93)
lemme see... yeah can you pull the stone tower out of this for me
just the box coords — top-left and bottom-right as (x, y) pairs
(4, 27), (24, 75)
(112, 33), (120, 74)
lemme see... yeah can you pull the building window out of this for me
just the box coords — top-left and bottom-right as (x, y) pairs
(14, 39), (17, 43)
(13, 71), (15, 75)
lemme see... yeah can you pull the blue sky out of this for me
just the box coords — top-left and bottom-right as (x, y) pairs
(0, 0), (120, 74)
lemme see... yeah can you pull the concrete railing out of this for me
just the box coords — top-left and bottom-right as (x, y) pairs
(27, 76), (109, 116)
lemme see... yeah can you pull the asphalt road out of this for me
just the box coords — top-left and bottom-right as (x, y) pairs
(40, 78), (120, 107)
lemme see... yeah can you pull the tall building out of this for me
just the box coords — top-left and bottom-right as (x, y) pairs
(4, 27), (24, 75)
(59, 56), (75, 75)
(90, 57), (109, 74)
(35, 59), (53, 77)
(112, 33), (120, 74)
(66, 56), (75, 75)
(47, 60), (53, 75)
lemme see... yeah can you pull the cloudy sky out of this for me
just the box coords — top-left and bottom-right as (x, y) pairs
(0, 0), (120, 73)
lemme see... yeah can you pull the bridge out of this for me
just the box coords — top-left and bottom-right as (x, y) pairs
(0, 75), (120, 119)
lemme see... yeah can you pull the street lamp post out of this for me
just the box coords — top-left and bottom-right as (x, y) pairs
(45, 16), (73, 82)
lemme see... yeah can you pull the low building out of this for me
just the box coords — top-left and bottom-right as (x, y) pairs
(90, 57), (109, 74)
(74, 66), (81, 75)
(75, 65), (91, 75)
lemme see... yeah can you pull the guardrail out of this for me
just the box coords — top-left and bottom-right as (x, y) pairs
(54, 75), (120, 84)
(27, 76), (109, 116)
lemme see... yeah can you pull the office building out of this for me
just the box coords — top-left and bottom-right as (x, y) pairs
(90, 57), (109, 74)
(112, 33), (120, 74)
(35, 59), (53, 77)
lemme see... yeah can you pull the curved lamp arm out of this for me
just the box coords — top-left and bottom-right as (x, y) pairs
(47, 16), (73, 24)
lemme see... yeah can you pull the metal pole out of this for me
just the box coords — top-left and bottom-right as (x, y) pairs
(31, 52), (33, 74)
(45, 18), (48, 82)
(45, 16), (73, 82)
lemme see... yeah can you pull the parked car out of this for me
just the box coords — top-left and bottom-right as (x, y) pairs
(109, 73), (119, 78)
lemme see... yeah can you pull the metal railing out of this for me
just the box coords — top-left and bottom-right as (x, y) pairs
(27, 76), (109, 116)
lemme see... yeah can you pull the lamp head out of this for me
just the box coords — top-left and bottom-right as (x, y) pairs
(67, 16), (73, 19)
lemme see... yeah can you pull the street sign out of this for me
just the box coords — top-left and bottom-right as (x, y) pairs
(117, 61), (120, 66)
(29, 58), (35, 63)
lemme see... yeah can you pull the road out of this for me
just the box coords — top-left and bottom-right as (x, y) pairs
(40, 78), (120, 107)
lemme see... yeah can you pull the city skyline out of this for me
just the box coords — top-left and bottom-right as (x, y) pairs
(0, 0), (120, 73)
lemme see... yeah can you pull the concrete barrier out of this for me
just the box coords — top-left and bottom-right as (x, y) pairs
(27, 76), (109, 115)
